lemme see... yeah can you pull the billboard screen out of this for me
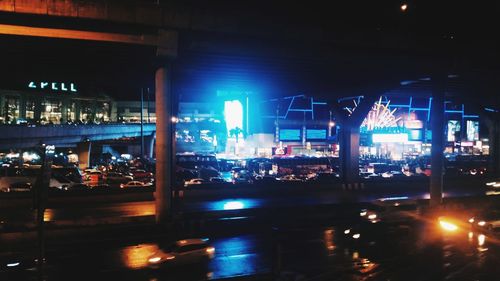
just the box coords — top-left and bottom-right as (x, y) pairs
(279, 129), (301, 141)
(306, 129), (327, 140)
(447, 120), (461, 142)
(466, 120), (479, 141)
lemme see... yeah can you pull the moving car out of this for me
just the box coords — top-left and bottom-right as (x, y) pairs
(148, 239), (215, 268)
(469, 208), (500, 234)
(360, 197), (419, 225)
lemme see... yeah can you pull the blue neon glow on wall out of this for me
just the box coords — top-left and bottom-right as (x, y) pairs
(224, 100), (244, 136)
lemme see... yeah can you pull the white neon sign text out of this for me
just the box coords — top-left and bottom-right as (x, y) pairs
(28, 81), (77, 92)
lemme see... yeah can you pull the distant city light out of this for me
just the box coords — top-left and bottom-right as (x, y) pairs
(329, 121), (335, 127)
(171, 116), (179, 123)
(401, 3), (408, 12)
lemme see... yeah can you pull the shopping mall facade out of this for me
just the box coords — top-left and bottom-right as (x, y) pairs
(0, 80), (490, 160)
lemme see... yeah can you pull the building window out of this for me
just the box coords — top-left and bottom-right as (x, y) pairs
(41, 99), (62, 124)
(67, 102), (76, 123)
(25, 99), (36, 120)
(80, 101), (93, 123)
(4, 96), (20, 124)
(95, 102), (110, 123)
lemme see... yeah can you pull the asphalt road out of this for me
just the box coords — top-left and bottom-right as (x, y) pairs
(2, 213), (500, 281)
(0, 183), (492, 225)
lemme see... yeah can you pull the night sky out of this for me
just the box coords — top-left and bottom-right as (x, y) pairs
(0, 1), (498, 104)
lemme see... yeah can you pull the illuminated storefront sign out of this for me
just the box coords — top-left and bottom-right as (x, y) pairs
(28, 81), (77, 92)
(372, 133), (408, 143)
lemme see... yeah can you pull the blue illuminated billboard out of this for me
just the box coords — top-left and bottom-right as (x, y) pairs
(306, 129), (327, 140)
(279, 129), (301, 141)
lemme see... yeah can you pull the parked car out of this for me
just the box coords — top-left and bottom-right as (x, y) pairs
(60, 183), (90, 191)
(278, 174), (302, 182)
(232, 170), (253, 184)
(131, 169), (153, 180)
(185, 178), (205, 187)
(120, 181), (152, 188)
(7, 182), (32, 192)
(147, 239), (215, 268)
(104, 172), (133, 183)
(209, 177), (226, 183)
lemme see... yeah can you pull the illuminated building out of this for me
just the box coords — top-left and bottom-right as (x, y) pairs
(0, 81), (115, 124)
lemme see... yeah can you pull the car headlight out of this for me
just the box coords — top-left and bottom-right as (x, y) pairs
(368, 214), (377, 220)
(468, 218), (475, 223)
(478, 221), (486, 226)
(206, 247), (215, 254)
(148, 257), (161, 263)
(439, 220), (458, 231)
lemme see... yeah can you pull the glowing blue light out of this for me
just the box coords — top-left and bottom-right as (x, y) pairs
(378, 196), (409, 201)
(223, 201), (245, 210)
(224, 100), (244, 137)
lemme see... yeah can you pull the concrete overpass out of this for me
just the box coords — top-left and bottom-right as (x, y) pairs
(0, 123), (156, 168)
(0, 123), (155, 149)
(0, 0), (498, 221)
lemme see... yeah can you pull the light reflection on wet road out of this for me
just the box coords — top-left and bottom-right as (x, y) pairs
(3, 218), (500, 281)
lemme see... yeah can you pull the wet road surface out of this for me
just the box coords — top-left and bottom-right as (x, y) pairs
(2, 212), (500, 281)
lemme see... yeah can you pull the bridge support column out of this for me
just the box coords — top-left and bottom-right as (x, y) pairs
(145, 133), (155, 159)
(155, 66), (174, 224)
(430, 76), (445, 207)
(77, 141), (92, 170)
(339, 124), (361, 190)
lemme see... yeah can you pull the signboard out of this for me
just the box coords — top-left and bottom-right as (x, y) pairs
(447, 120), (461, 142)
(28, 81), (77, 93)
(306, 129), (327, 140)
(372, 133), (408, 143)
(279, 129), (301, 141)
(466, 120), (479, 141)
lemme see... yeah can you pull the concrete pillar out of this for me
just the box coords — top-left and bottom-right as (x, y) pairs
(77, 141), (92, 170)
(34, 98), (42, 122)
(61, 99), (69, 124)
(75, 100), (81, 122)
(145, 133), (156, 159)
(430, 77), (446, 207)
(339, 124), (360, 184)
(0, 94), (5, 122)
(155, 66), (173, 224)
(487, 117), (500, 177)
(19, 95), (26, 119)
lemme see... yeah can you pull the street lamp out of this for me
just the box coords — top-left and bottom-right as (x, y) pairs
(400, 3), (408, 12)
